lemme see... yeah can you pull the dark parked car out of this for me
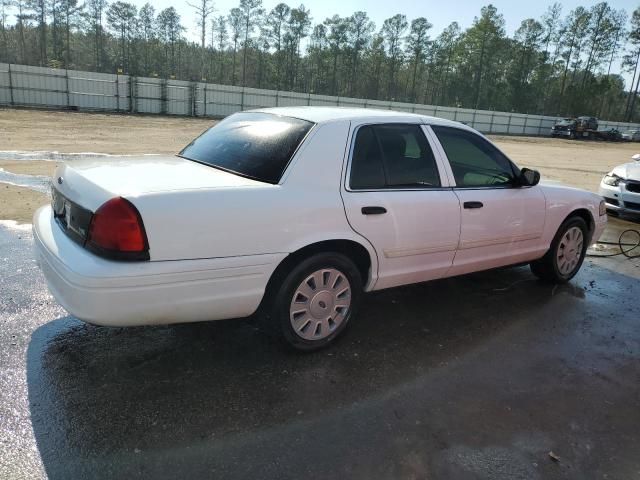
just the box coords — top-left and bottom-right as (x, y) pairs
(550, 118), (576, 138)
(599, 128), (623, 142)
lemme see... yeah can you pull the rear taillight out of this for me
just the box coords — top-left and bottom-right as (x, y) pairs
(86, 197), (149, 261)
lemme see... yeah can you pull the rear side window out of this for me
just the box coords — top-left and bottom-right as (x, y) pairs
(350, 124), (441, 190)
(431, 126), (517, 188)
(179, 112), (314, 184)
(350, 126), (386, 189)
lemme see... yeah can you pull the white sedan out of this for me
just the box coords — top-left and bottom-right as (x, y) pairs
(599, 154), (640, 216)
(34, 107), (607, 350)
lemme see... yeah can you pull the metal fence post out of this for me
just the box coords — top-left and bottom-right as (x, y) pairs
(489, 111), (495, 133)
(115, 73), (120, 112)
(506, 113), (512, 134)
(189, 81), (196, 116)
(454, 109), (458, 121)
(472, 109), (477, 129)
(275, 90), (279, 107)
(240, 87), (245, 111)
(65, 69), (70, 108)
(307, 92), (311, 106)
(203, 85), (207, 116)
(7, 64), (14, 105)
(538, 117), (544, 136)
(523, 114), (528, 135)
(129, 76), (135, 113)
(160, 78), (168, 115)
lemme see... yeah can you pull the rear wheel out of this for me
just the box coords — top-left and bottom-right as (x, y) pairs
(530, 217), (589, 283)
(270, 252), (362, 351)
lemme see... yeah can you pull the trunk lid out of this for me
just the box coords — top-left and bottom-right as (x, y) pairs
(51, 155), (269, 252)
(53, 155), (266, 212)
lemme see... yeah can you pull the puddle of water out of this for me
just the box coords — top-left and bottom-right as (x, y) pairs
(0, 150), (160, 161)
(0, 150), (160, 194)
(0, 168), (51, 194)
(0, 220), (33, 231)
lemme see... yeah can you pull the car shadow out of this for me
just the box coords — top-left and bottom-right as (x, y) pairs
(26, 265), (591, 479)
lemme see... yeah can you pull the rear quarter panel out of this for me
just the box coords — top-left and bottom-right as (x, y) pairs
(130, 120), (377, 278)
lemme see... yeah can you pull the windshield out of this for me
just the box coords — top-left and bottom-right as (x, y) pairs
(556, 119), (574, 126)
(180, 112), (314, 184)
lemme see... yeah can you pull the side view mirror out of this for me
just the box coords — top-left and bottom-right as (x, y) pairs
(519, 168), (540, 187)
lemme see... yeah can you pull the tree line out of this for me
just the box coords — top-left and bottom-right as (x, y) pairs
(2, 1), (640, 121)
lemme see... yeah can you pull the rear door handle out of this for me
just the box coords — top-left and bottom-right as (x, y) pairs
(463, 201), (484, 209)
(361, 206), (387, 215)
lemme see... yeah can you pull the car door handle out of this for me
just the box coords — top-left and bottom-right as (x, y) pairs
(361, 206), (387, 215)
(463, 201), (484, 209)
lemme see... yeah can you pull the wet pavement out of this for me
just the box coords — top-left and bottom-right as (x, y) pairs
(0, 169), (51, 194)
(1, 218), (640, 479)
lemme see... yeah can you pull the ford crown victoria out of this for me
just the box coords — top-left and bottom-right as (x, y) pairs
(34, 107), (607, 350)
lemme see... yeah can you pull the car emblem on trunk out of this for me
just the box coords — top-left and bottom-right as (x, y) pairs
(57, 177), (63, 185)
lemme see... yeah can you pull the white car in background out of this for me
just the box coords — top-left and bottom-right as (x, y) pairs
(600, 153), (640, 216)
(622, 130), (640, 142)
(33, 107), (607, 350)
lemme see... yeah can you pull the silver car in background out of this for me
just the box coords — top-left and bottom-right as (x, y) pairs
(600, 154), (640, 215)
(622, 130), (640, 142)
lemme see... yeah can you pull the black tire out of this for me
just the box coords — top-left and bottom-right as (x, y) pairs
(530, 216), (589, 283)
(270, 252), (363, 351)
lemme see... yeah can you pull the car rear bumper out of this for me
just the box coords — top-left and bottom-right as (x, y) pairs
(33, 206), (285, 327)
(599, 183), (640, 215)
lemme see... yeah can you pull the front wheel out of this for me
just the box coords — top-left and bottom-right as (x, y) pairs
(530, 216), (589, 283)
(270, 253), (363, 351)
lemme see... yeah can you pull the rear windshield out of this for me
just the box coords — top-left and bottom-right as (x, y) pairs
(179, 112), (314, 184)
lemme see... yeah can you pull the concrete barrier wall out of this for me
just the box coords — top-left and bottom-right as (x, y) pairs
(2, 63), (639, 135)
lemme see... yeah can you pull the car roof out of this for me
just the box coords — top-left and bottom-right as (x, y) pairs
(249, 106), (466, 129)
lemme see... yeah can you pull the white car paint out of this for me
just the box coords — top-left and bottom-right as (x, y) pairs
(33, 107), (607, 327)
(34, 206), (285, 325)
(622, 130), (640, 142)
(599, 157), (640, 215)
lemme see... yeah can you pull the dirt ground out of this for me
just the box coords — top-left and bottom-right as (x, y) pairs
(1, 107), (639, 223)
(0, 184), (49, 223)
(491, 135), (640, 192)
(0, 108), (214, 222)
(0, 108), (212, 154)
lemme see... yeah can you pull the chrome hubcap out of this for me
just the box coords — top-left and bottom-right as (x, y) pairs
(289, 268), (351, 341)
(556, 226), (584, 276)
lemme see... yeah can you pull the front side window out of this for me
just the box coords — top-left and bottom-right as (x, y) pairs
(350, 124), (441, 190)
(431, 126), (517, 188)
(179, 112), (314, 184)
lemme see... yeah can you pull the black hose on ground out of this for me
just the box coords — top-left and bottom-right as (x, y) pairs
(587, 229), (640, 258)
